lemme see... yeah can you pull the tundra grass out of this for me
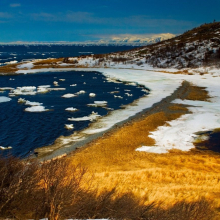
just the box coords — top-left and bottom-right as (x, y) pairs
(69, 84), (220, 209)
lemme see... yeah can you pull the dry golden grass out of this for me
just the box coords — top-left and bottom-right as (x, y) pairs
(68, 83), (220, 210)
(186, 85), (211, 101)
(33, 58), (63, 65)
(0, 64), (18, 74)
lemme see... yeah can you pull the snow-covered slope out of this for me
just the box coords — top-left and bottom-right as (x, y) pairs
(65, 22), (219, 69)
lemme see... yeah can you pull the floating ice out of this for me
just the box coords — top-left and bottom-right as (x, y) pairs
(114, 95), (123, 99)
(70, 84), (77, 86)
(25, 101), (42, 106)
(62, 93), (77, 98)
(59, 79), (65, 81)
(125, 93), (133, 97)
(92, 101), (108, 107)
(75, 90), (86, 95)
(18, 98), (26, 103)
(0, 87), (14, 91)
(25, 106), (49, 112)
(53, 81), (59, 86)
(68, 111), (100, 122)
(65, 107), (78, 112)
(49, 88), (66, 91)
(9, 86), (37, 96)
(0, 96), (11, 103)
(37, 86), (50, 93)
(65, 124), (74, 130)
(5, 60), (18, 65)
(0, 146), (12, 150)
(89, 93), (96, 97)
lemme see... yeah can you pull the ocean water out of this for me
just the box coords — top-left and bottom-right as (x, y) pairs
(0, 45), (137, 64)
(0, 70), (147, 158)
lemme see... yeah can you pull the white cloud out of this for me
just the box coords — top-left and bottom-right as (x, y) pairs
(10, 3), (21, 7)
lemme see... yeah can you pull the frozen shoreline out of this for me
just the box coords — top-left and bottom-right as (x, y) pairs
(9, 66), (220, 159)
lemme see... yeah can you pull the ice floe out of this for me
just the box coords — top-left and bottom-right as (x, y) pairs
(65, 124), (74, 130)
(125, 93), (133, 97)
(0, 87), (14, 91)
(25, 106), (49, 112)
(75, 90), (86, 95)
(53, 81), (59, 86)
(114, 95), (123, 99)
(89, 93), (96, 97)
(0, 96), (11, 103)
(65, 107), (78, 112)
(25, 101), (42, 106)
(0, 146), (12, 150)
(18, 98), (26, 103)
(68, 111), (100, 122)
(9, 86), (37, 96)
(62, 93), (77, 98)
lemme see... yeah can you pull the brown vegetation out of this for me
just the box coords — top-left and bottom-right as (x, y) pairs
(0, 156), (218, 219)
(67, 83), (220, 214)
(0, 64), (18, 74)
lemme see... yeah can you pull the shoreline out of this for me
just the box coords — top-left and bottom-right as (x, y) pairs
(36, 80), (191, 161)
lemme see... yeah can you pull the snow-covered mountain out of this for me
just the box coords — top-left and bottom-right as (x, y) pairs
(97, 33), (175, 46)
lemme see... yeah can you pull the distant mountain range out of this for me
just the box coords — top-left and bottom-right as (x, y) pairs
(96, 33), (176, 46)
(0, 33), (175, 46)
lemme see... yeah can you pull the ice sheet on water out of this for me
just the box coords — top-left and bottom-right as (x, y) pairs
(0, 96), (11, 103)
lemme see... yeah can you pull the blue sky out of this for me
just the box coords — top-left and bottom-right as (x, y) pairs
(0, 0), (219, 42)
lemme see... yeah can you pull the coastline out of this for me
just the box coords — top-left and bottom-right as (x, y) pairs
(36, 80), (191, 161)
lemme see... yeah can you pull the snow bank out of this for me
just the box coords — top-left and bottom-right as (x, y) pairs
(17, 62), (34, 69)
(68, 112), (100, 122)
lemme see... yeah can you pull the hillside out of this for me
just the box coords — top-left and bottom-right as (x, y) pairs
(69, 22), (220, 70)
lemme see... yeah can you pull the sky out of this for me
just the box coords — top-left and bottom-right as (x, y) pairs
(0, 0), (219, 43)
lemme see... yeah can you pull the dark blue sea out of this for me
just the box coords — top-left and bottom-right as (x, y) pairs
(0, 68), (147, 158)
(0, 44), (137, 64)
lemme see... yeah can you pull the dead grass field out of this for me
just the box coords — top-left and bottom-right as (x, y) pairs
(68, 83), (220, 212)
(0, 64), (18, 74)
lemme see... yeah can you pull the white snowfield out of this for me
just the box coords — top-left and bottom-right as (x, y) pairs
(12, 64), (220, 153)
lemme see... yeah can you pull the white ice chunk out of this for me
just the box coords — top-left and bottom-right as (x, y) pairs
(0, 146), (12, 150)
(89, 93), (96, 97)
(62, 93), (77, 98)
(65, 124), (74, 129)
(94, 101), (107, 106)
(0, 96), (11, 103)
(53, 81), (59, 86)
(75, 90), (86, 95)
(24, 106), (49, 112)
(68, 111), (100, 121)
(25, 101), (42, 106)
(65, 107), (78, 112)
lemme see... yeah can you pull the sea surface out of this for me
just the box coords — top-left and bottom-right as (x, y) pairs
(0, 70), (147, 158)
(0, 45), (137, 64)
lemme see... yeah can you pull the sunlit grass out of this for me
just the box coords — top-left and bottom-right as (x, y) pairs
(69, 84), (220, 208)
